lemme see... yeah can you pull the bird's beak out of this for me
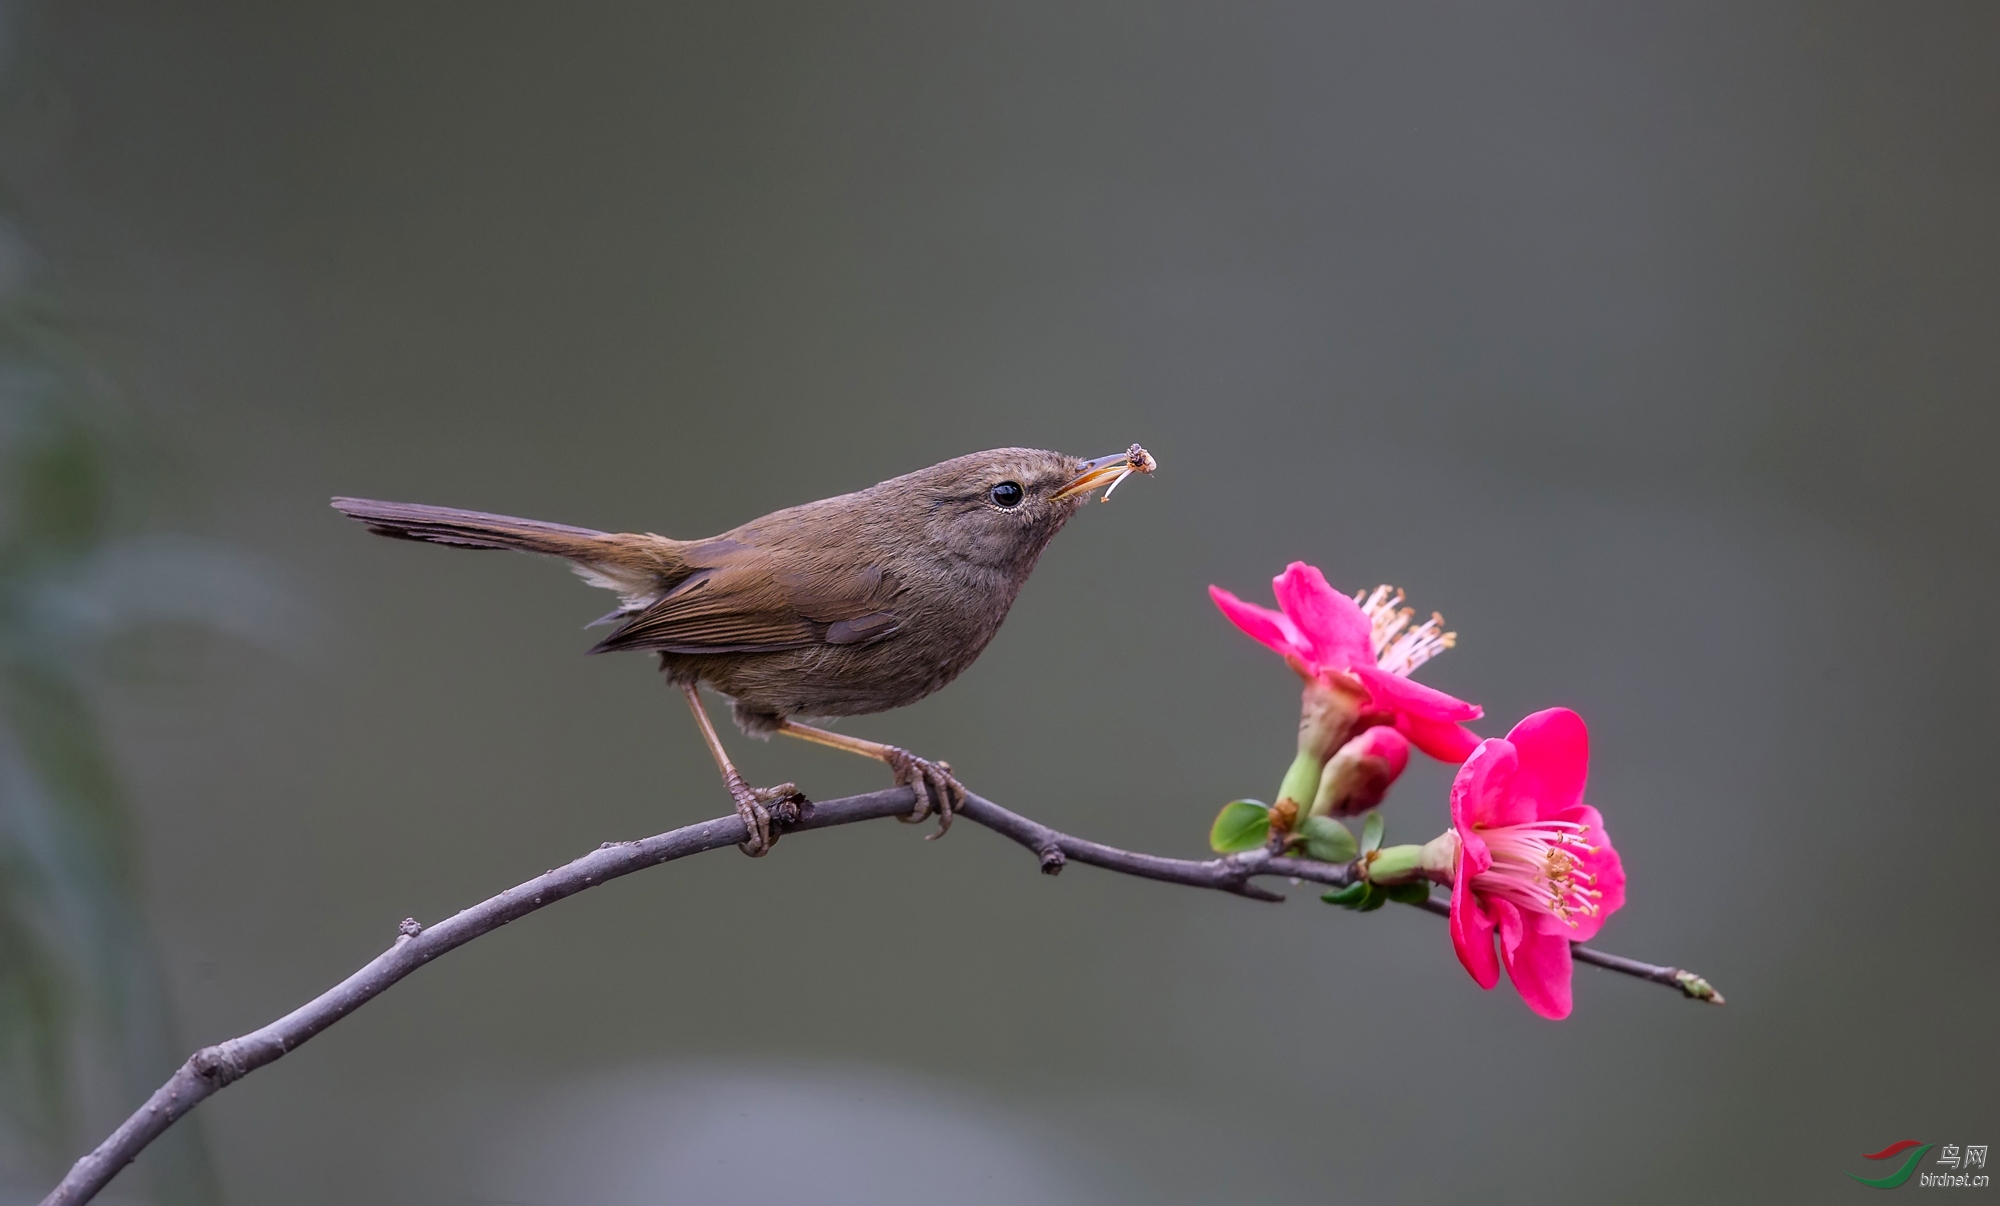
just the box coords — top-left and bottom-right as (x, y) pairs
(1052, 444), (1158, 503)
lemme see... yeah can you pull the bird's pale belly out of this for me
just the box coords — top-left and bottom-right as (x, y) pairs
(663, 632), (986, 732)
(662, 577), (1019, 732)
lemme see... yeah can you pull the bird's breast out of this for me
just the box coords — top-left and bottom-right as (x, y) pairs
(678, 551), (1028, 721)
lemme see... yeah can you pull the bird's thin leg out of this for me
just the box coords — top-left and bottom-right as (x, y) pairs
(682, 684), (801, 856)
(775, 720), (965, 837)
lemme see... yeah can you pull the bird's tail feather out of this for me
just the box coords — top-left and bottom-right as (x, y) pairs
(330, 497), (684, 607)
(331, 497), (612, 555)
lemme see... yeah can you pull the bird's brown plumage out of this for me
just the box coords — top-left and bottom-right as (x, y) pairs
(332, 446), (1141, 735)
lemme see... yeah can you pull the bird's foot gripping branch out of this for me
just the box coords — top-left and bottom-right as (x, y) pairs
(1208, 561), (1719, 1019)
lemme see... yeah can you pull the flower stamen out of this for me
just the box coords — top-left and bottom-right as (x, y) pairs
(1356, 585), (1458, 677)
(1470, 818), (1602, 928)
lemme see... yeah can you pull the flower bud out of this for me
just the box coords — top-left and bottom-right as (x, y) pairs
(1275, 673), (1370, 812)
(1308, 725), (1411, 818)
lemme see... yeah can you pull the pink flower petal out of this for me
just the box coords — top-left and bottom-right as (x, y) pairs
(1209, 585), (1311, 664)
(1270, 562), (1375, 670)
(1451, 738), (1527, 832)
(1500, 917), (1576, 1020)
(1395, 713), (1483, 763)
(1506, 707), (1590, 817)
(1462, 836), (1493, 886)
(1450, 868), (1500, 990)
(1493, 896), (1525, 959)
(1350, 665), (1483, 723)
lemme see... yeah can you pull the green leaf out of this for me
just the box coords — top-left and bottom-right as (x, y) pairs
(1321, 882), (1369, 908)
(1360, 811), (1385, 855)
(1386, 882), (1432, 905)
(1209, 800), (1271, 853)
(1356, 883), (1390, 912)
(1297, 816), (1358, 863)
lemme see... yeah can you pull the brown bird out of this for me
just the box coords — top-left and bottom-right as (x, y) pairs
(332, 444), (1155, 855)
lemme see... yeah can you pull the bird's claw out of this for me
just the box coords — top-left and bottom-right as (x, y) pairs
(728, 776), (807, 857)
(883, 747), (966, 838)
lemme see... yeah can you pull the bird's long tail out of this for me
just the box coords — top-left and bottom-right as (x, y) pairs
(331, 497), (616, 555)
(330, 497), (684, 610)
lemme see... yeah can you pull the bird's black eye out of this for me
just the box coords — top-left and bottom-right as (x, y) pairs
(989, 481), (1024, 508)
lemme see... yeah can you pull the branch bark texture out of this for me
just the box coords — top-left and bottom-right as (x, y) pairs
(43, 786), (1716, 1205)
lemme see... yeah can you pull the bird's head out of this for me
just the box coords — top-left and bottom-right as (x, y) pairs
(895, 444), (1157, 571)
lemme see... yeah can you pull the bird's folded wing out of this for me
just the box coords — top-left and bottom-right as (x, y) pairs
(587, 549), (900, 655)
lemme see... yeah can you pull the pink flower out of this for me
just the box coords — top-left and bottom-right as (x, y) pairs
(1446, 708), (1627, 1019)
(1209, 562), (1482, 761)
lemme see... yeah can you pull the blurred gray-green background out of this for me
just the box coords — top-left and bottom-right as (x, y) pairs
(1, 2), (1995, 1202)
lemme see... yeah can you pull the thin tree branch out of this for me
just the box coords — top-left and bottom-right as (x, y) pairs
(42, 786), (1718, 1206)
(1405, 896), (1724, 1003)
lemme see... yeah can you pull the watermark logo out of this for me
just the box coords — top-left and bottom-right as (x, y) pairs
(1849, 1142), (1934, 1189)
(1846, 1141), (1990, 1190)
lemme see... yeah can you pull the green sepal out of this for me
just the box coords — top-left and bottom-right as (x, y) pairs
(1297, 816), (1358, 863)
(1274, 750), (1322, 818)
(1355, 882), (1390, 912)
(1360, 811), (1385, 855)
(1386, 881), (1432, 905)
(1320, 882), (1369, 907)
(1209, 800), (1271, 854)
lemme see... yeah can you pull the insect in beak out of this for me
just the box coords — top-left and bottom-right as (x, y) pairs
(1052, 443), (1158, 502)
